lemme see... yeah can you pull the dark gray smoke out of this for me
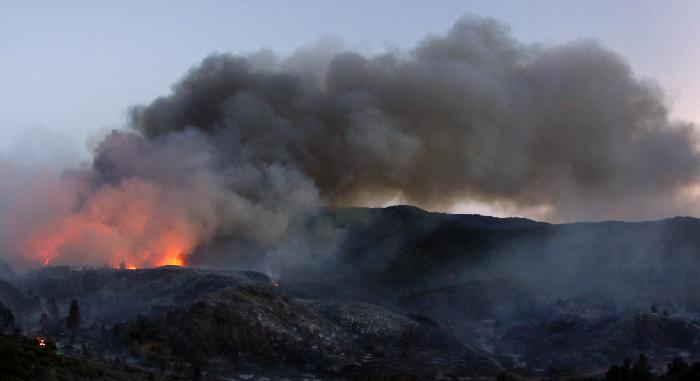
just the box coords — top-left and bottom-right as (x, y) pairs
(3, 15), (700, 270)
(130, 16), (700, 222)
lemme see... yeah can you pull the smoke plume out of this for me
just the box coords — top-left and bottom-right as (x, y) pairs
(2, 16), (700, 269)
(131, 16), (700, 220)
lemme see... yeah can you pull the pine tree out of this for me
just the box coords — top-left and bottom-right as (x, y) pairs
(39, 312), (48, 336)
(667, 357), (689, 376)
(605, 365), (622, 381)
(622, 357), (632, 379)
(0, 302), (14, 335)
(633, 353), (653, 381)
(67, 299), (81, 345)
(48, 298), (59, 323)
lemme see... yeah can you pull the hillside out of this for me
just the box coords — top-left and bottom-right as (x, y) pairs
(3, 206), (700, 379)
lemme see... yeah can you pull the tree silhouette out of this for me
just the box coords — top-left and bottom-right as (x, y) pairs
(622, 357), (632, 379)
(605, 356), (646, 381)
(47, 298), (59, 323)
(667, 357), (689, 377)
(67, 299), (81, 345)
(0, 302), (14, 335)
(39, 312), (48, 336)
(633, 353), (653, 381)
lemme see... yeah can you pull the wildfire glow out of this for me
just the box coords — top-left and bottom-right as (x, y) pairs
(22, 179), (200, 268)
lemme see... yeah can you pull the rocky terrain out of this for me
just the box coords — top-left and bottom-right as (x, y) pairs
(0, 266), (499, 380)
(4, 206), (700, 379)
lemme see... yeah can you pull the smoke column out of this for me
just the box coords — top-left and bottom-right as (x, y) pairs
(2, 16), (700, 269)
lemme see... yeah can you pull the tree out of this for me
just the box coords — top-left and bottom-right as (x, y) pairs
(667, 357), (689, 377)
(605, 357), (633, 381)
(47, 298), (59, 323)
(622, 357), (632, 379)
(605, 365), (622, 381)
(39, 312), (48, 336)
(632, 353), (653, 381)
(67, 299), (81, 345)
(44, 298), (60, 335)
(0, 302), (14, 335)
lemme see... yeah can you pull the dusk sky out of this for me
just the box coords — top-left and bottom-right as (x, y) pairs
(2, 1), (699, 161)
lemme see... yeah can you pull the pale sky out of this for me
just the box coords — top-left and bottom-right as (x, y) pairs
(1, 0), (699, 164)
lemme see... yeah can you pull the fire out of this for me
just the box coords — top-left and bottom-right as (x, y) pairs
(23, 179), (199, 268)
(26, 217), (192, 268)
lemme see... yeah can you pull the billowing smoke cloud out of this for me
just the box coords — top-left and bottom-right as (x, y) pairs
(2, 129), (320, 269)
(2, 16), (700, 269)
(130, 17), (700, 221)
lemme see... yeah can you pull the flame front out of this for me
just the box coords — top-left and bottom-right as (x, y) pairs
(23, 179), (199, 268)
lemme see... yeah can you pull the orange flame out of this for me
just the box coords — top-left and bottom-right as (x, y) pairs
(23, 179), (198, 268)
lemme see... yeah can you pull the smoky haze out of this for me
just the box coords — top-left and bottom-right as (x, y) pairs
(2, 15), (700, 269)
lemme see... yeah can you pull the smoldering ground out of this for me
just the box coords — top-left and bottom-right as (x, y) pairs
(1, 15), (700, 271)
